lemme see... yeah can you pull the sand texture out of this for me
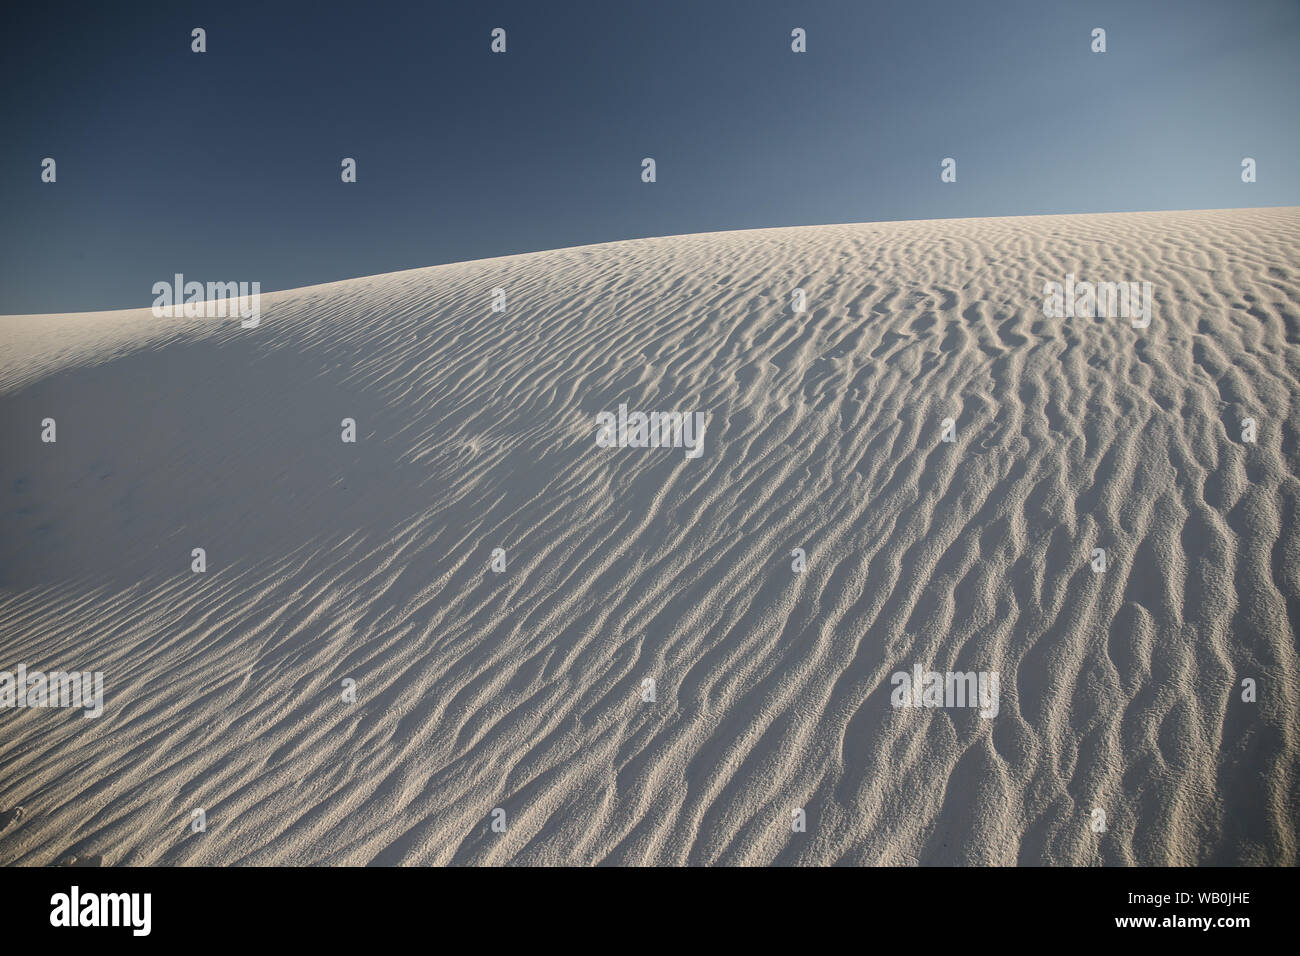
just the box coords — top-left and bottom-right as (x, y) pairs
(1, 207), (1298, 865)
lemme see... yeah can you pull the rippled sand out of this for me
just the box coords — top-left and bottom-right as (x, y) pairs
(1, 208), (1297, 865)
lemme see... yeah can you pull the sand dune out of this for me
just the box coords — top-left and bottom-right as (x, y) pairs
(1, 208), (1297, 865)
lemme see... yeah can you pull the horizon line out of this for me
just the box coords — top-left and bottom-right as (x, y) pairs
(4, 204), (1297, 320)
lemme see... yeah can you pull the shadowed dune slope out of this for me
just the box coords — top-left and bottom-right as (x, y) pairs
(1, 208), (1298, 865)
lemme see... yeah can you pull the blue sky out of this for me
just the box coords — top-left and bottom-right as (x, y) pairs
(1, 0), (1296, 313)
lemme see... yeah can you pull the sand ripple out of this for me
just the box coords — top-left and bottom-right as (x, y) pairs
(1, 208), (1297, 865)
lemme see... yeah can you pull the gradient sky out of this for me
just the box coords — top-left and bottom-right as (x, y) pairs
(1, 0), (1297, 314)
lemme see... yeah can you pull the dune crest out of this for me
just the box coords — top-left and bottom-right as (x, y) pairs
(1, 208), (1297, 865)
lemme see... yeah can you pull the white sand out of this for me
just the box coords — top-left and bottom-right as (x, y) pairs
(1, 207), (1297, 865)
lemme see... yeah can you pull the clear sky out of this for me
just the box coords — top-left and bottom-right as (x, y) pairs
(1, 0), (1296, 313)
